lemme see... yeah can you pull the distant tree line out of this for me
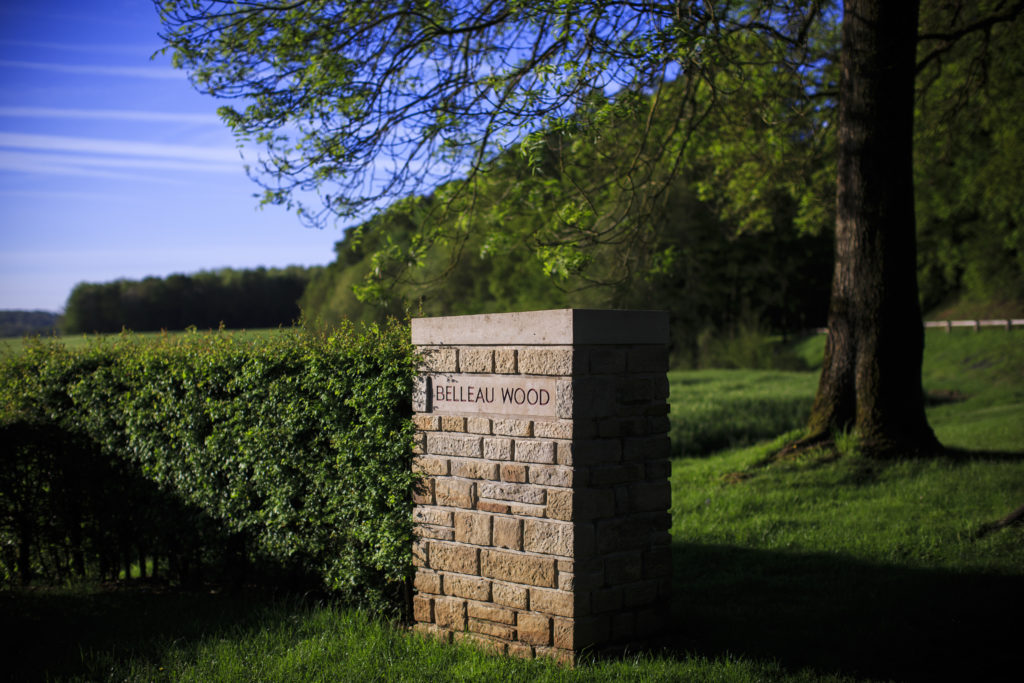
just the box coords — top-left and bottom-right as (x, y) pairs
(0, 311), (60, 337)
(61, 266), (321, 334)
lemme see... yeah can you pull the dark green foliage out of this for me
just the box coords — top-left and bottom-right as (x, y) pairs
(0, 310), (59, 337)
(300, 173), (832, 369)
(0, 323), (417, 614)
(916, 2), (1024, 312)
(60, 266), (321, 334)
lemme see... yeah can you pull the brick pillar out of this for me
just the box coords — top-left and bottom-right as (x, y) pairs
(410, 309), (671, 662)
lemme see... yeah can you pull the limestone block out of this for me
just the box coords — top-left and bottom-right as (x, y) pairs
(459, 347), (494, 373)
(479, 482), (546, 505)
(523, 519), (573, 557)
(420, 346), (457, 372)
(480, 549), (556, 587)
(412, 375), (430, 413)
(513, 440), (556, 464)
(545, 489), (573, 521)
(527, 464), (573, 488)
(445, 574), (491, 601)
(450, 459), (500, 481)
(412, 455), (449, 476)
(441, 415), (467, 432)
(455, 631), (509, 654)
(413, 414), (440, 431)
(434, 596), (467, 631)
(516, 612), (552, 646)
(435, 478), (475, 509)
(492, 581), (529, 609)
(413, 595), (433, 623)
(467, 601), (516, 625)
(454, 510), (492, 545)
(414, 569), (441, 594)
(416, 525), (455, 540)
(518, 347), (575, 376)
(492, 516), (522, 550)
(467, 417), (492, 434)
(429, 541), (480, 575)
(507, 641), (533, 658)
(529, 587), (576, 617)
(483, 437), (513, 461)
(532, 420), (574, 439)
(494, 348), (517, 374)
(427, 433), (483, 458)
(493, 419), (532, 437)
(507, 502), (547, 518)
(500, 463), (527, 483)
(469, 618), (515, 640)
(412, 477), (434, 505)
(412, 538), (429, 567)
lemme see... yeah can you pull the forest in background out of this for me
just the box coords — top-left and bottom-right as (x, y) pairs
(57, 266), (320, 334)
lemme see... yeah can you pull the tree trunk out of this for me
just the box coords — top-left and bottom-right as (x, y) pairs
(805, 0), (941, 457)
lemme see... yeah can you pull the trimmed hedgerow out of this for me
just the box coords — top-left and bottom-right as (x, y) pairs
(0, 322), (417, 613)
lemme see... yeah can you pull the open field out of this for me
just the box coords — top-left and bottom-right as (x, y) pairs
(4, 327), (1022, 681)
(0, 327), (296, 358)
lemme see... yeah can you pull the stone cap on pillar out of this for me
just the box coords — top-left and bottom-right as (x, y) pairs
(411, 308), (669, 346)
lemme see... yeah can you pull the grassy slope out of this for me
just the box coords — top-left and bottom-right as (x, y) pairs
(4, 328), (1022, 681)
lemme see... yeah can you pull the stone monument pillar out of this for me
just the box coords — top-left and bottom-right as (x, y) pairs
(410, 309), (672, 662)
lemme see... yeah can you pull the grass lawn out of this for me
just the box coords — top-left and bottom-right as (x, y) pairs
(4, 328), (1022, 681)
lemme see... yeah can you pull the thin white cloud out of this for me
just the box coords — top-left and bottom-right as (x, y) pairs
(0, 39), (157, 55)
(0, 188), (134, 202)
(0, 59), (180, 80)
(0, 132), (241, 163)
(0, 150), (240, 176)
(0, 155), (195, 184)
(0, 107), (220, 125)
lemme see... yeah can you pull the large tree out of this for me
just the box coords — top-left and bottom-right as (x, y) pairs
(157, 0), (1022, 457)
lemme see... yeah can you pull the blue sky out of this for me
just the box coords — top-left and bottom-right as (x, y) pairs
(0, 0), (344, 313)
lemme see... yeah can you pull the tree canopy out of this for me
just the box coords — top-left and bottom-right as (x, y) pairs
(158, 0), (836, 293)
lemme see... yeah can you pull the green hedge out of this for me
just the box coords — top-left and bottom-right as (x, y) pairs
(0, 322), (417, 613)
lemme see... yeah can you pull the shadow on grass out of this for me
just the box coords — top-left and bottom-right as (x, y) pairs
(941, 446), (1024, 462)
(670, 397), (813, 458)
(667, 541), (1022, 682)
(0, 583), (300, 680)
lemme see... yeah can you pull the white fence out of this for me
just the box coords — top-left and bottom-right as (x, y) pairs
(811, 319), (1024, 334)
